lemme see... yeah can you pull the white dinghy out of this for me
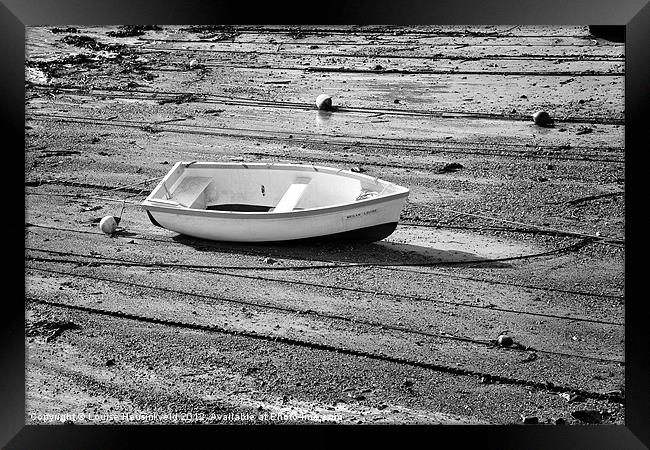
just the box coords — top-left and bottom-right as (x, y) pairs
(141, 161), (409, 243)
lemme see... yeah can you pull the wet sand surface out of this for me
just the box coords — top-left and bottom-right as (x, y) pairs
(25, 25), (624, 425)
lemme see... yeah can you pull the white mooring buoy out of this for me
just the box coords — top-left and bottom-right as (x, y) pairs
(315, 93), (333, 111)
(99, 216), (120, 235)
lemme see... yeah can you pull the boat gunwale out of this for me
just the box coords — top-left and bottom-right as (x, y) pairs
(141, 161), (410, 219)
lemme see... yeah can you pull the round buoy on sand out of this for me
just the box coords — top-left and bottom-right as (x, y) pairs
(315, 94), (333, 111)
(99, 216), (119, 234)
(497, 334), (514, 347)
(189, 59), (199, 69)
(532, 111), (552, 127)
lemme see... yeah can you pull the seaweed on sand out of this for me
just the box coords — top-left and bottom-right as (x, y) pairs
(107, 25), (163, 38)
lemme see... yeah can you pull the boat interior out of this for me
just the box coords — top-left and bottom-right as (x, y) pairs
(145, 162), (405, 213)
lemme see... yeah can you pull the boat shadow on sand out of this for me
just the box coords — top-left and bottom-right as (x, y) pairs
(171, 235), (512, 269)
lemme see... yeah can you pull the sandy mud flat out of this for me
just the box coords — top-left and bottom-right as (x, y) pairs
(25, 25), (624, 425)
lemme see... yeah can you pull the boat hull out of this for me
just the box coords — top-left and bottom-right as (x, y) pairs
(147, 210), (398, 243)
(144, 195), (407, 242)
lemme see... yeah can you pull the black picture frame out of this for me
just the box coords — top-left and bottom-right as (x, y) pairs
(6, 0), (648, 448)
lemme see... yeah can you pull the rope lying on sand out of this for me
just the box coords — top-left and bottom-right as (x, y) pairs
(25, 294), (626, 405)
(26, 239), (623, 329)
(25, 220), (625, 302)
(409, 202), (624, 245)
(25, 236), (594, 270)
